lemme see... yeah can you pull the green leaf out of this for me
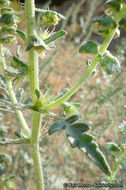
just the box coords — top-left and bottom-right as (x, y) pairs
(26, 36), (49, 51)
(119, 17), (126, 29)
(66, 123), (90, 138)
(0, 165), (6, 175)
(63, 103), (80, 116)
(24, 97), (32, 105)
(0, 125), (9, 137)
(118, 120), (126, 135)
(0, 153), (12, 163)
(68, 135), (111, 175)
(0, 94), (7, 100)
(101, 55), (121, 74)
(12, 56), (28, 68)
(91, 14), (116, 28)
(44, 30), (67, 44)
(0, 75), (6, 88)
(48, 120), (69, 135)
(79, 40), (99, 54)
(0, 105), (15, 113)
(71, 133), (93, 148)
(14, 131), (21, 138)
(0, 14), (20, 25)
(106, 0), (121, 12)
(16, 29), (27, 41)
(1, 7), (13, 15)
(16, 88), (24, 102)
(0, 35), (17, 44)
(65, 115), (80, 124)
(1, 26), (16, 34)
(35, 89), (41, 99)
(0, 93), (12, 105)
(106, 142), (120, 152)
(72, 103), (82, 108)
(40, 10), (65, 26)
(0, 0), (11, 6)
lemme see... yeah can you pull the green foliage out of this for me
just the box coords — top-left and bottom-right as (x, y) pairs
(16, 88), (24, 102)
(26, 36), (49, 51)
(0, 14), (20, 26)
(106, 0), (122, 13)
(49, 116), (111, 175)
(40, 10), (65, 25)
(16, 29), (27, 41)
(0, 0), (11, 6)
(101, 55), (121, 75)
(79, 40), (99, 54)
(44, 30), (67, 45)
(0, 0), (126, 189)
(0, 165), (6, 175)
(91, 14), (116, 28)
(106, 142), (120, 152)
(119, 17), (126, 29)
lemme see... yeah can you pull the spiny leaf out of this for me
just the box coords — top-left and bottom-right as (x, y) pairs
(79, 40), (99, 54)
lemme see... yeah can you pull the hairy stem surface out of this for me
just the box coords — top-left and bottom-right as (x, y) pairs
(25, 0), (44, 189)
(0, 44), (30, 137)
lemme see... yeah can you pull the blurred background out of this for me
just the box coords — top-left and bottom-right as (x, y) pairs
(0, 0), (126, 189)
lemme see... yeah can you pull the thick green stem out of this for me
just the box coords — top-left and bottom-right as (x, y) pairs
(31, 112), (44, 190)
(25, 0), (44, 190)
(0, 44), (31, 137)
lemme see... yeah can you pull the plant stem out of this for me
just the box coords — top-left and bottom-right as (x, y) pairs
(30, 111), (44, 190)
(44, 5), (126, 111)
(110, 148), (125, 180)
(25, 0), (44, 190)
(44, 28), (116, 110)
(0, 44), (31, 137)
(105, 148), (125, 190)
